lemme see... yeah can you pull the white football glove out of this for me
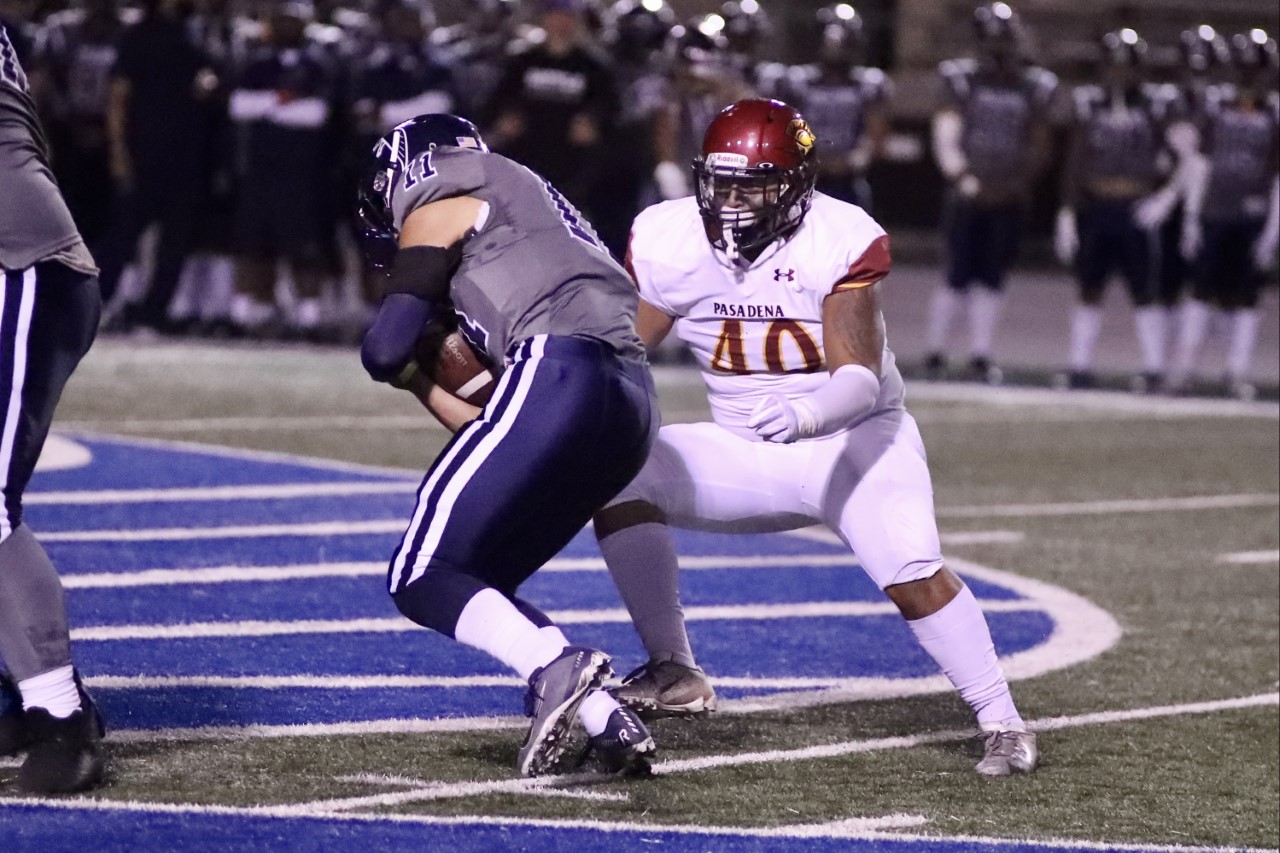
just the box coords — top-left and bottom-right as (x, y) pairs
(746, 395), (801, 444)
(1054, 207), (1079, 265)
(1134, 189), (1176, 231)
(958, 174), (981, 198)
(745, 365), (881, 444)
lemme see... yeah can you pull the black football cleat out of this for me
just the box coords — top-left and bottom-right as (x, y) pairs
(17, 674), (107, 794)
(0, 674), (31, 757)
(576, 707), (656, 777)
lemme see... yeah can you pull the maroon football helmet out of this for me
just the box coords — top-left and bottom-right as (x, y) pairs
(693, 99), (819, 258)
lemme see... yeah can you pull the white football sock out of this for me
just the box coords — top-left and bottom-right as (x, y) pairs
(577, 690), (622, 737)
(1170, 299), (1212, 381)
(968, 288), (1003, 359)
(19, 664), (80, 719)
(1226, 309), (1260, 383)
(925, 286), (959, 353)
(453, 589), (567, 680)
(906, 585), (1023, 730)
(1068, 304), (1103, 372)
(1134, 306), (1168, 374)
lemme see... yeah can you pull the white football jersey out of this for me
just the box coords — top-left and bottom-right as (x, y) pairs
(627, 193), (905, 439)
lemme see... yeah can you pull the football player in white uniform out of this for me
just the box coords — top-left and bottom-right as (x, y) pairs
(595, 98), (1038, 776)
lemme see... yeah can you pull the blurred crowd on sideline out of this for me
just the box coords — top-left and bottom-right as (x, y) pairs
(0, 0), (1276, 395)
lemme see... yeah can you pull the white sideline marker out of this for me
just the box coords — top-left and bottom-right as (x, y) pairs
(1217, 550), (1280, 565)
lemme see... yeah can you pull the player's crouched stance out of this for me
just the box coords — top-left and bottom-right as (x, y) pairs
(356, 114), (658, 777)
(596, 99), (1037, 777)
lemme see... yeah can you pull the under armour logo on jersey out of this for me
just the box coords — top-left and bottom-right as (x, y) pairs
(773, 269), (796, 282)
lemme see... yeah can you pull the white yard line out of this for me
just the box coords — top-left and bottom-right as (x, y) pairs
(40, 492), (1277, 542)
(59, 415), (444, 433)
(788, 526), (1024, 546)
(82, 673), (878, 692)
(904, 381), (1280, 420)
(1217, 550), (1280, 565)
(27, 481), (416, 506)
(69, 599), (1038, 642)
(287, 692), (1278, 814)
(937, 493), (1279, 518)
(10, 696), (1271, 848)
(334, 773), (630, 803)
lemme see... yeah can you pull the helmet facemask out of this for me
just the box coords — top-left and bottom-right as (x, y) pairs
(694, 154), (816, 261)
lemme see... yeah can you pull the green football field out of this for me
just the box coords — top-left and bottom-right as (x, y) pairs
(9, 338), (1279, 851)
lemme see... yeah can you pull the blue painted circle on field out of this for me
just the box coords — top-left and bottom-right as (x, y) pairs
(33, 437), (1055, 732)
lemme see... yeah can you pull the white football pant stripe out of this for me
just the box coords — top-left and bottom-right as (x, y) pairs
(0, 268), (36, 542)
(388, 336), (546, 591)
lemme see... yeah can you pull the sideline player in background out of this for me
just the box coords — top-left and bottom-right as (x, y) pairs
(775, 3), (890, 212)
(1167, 30), (1279, 399)
(1054, 29), (1178, 392)
(356, 114), (658, 777)
(925, 2), (1056, 384)
(0, 22), (105, 794)
(596, 98), (1037, 777)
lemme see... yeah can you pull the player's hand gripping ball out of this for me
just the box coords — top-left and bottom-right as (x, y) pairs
(414, 318), (496, 406)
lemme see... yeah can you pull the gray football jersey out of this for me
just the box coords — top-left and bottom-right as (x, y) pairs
(1201, 85), (1280, 222)
(390, 147), (645, 369)
(0, 25), (93, 273)
(1071, 83), (1176, 192)
(939, 59), (1058, 191)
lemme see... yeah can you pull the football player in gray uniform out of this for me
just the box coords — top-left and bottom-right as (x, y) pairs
(356, 114), (659, 777)
(925, 2), (1057, 384)
(0, 21), (106, 794)
(1054, 29), (1179, 392)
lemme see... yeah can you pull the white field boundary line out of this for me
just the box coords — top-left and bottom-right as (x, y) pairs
(27, 481), (418, 506)
(58, 538), (1018, 588)
(40, 493), (1278, 541)
(83, 556), (1123, 740)
(1218, 549), (1280, 564)
(286, 693), (1279, 815)
(69, 599), (1040, 642)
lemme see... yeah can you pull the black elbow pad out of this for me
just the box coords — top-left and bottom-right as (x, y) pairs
(383, 244), (458, 303)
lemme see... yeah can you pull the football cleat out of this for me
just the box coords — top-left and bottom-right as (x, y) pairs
(576, 707), (657, 777)
(923, 352), (947, 380)
(975, 728), (1038, 777)
(608, 657), (717, 720)
(518, 646), (611, 777)
(970, 356), (1003, 386)
(0, 674), (31, 757)
(17, 680), (107, 794)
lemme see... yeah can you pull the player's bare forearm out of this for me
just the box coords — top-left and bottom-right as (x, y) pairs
(636, 299), (675, 350)
(400, 366), (480, 433)
(822, 284), (884, 375)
